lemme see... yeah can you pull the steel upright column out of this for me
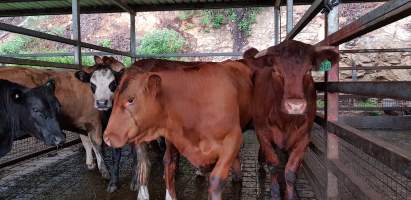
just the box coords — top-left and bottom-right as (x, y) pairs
(130, 12), (136, 62)
(286, 0), (293, 34)
(274, 6), (281, 44)
(325, 4), (340, 200)
(71, 0), (81, 67)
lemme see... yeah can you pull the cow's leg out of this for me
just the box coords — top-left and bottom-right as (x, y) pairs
(130, 144), (138, 191)
(79, 135), (95, 170)
(256, 129), (281, 200)
(231, 156), (242, 183)
(209, 128), (242, 200)
(107, 148), (122, 193)
(284, 138), (309, 200)
(88, 125), (110, 180)
(164, 141), (178, 200)
(132, 143), (151, 200)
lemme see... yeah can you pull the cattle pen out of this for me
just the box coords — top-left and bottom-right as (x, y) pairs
(0, 0), (410, 200)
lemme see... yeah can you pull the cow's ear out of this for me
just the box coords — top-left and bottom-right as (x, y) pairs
(74, 71), (91, 83)
(44, 79), (56, 93)
(243, 48), (259, 59)
(146, 74), (161, 97)
(114, 69), (125, 82)
(94, 56), (104, 65)
(11, 89), (24, 103)
(312, 46), (339, 71)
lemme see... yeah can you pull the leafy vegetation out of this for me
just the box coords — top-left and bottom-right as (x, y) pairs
(0, 36), (33, 54)
(139, 29), (185, 55)
(98, 39), (112, 48)
(36, 56), (95, 66)
(317, 99), (325, 109)
(122, 57), (132, 67)
(178, 11), (195, 21)
(200, 8), (262, 36)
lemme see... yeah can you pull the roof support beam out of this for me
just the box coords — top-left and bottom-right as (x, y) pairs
(286, 0), (294, 33)
(107, 0), (134, 13)
(286, 0), (323, 40)
(318, 0), (411, 46)
(0, 22), (131, 57)
(130, 12), (136, 62)
(71, 0), (81, 67)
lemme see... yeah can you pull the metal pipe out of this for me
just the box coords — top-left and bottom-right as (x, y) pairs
(130, 12), (136, 62)
(286, 0), (323, 40)
(71, 0), (81, 67)
(274, 6), (280, 45)
(286, 0), (293, 34)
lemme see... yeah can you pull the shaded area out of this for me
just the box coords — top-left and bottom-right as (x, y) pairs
(0, 132), (317, 200)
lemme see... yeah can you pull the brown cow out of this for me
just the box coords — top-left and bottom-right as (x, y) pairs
(247, 40), (338, 200)
(104, 60), (253, 200)
(0, 67), (110, 179)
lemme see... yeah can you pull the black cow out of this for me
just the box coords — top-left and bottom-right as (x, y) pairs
(0, 79), (65, 157)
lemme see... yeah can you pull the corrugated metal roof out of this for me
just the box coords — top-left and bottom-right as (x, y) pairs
(0, 0), (386, 17)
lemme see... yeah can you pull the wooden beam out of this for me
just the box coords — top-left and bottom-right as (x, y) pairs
(318, 0), (411, 46)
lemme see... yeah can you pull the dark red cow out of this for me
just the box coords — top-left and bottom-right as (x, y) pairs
(248, 40), (339, 200)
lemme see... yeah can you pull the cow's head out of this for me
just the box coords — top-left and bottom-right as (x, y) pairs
(0, 79), (65, 157)
(75, 56), (125, 111)
(104, 71), (164, 148)
(253, 40), (339, 115)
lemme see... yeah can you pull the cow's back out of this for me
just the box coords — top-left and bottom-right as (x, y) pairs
(152, 61), (252, 134)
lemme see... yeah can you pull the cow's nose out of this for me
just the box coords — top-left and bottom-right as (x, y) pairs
(96, 100), (108, 107)
(284, 99), (307, 115)
(54, 135), (65, 146)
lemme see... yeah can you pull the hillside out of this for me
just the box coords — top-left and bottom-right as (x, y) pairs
(0, 3), (410, 80)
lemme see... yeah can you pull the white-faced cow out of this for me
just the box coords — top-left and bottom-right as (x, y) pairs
(75, 56), (151, 199)
(0, 79), (65, 157)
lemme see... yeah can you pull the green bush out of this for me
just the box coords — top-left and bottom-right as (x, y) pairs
(0, 36), (32, 54)
(201, 8), (262, 35)
(98, 39), (112, 48)
(122, 57), (132, 67)
(139, 29), (185, 55)
(178, 11), (194, 20)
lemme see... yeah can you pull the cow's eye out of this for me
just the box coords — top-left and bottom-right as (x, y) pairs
(32, 108), (40, 113)
(109, 81), (117, 92)
(90, 83), (96, 93)
(127, 97), (134, 105)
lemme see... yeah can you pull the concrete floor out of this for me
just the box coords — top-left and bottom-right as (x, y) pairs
(0, 132), (317, 200)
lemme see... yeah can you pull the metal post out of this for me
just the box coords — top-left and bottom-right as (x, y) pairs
(325, 4), (339, 200)
(130, 12), (136, 62)
(71, 0), (81, 67)
(274, 6), (280, 44)
(286, 0), (293, 34)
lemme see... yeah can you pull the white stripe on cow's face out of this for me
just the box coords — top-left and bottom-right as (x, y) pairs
(90, 68), (116, 110)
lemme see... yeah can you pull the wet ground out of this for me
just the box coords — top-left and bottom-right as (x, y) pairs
(0, 132), (317, 200)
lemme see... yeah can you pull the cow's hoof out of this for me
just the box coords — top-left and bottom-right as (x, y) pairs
(137, 185), (149, 200)
(130, 179), (138, 191)
(87, 162), (96, 170)
(100, 169), (111, 180)
(106, 182), (119, 193)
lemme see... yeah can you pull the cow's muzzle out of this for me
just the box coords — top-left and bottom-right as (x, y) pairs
(284, 99), (307, 115)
